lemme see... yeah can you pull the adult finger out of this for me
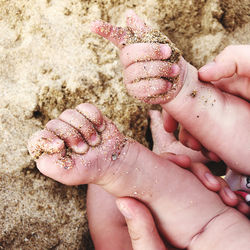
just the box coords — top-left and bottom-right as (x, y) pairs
(236, 201), (250, 217)
(116, 198), (167, 250)
(218, 177), (239, 207)
(160, 152), (191, 168)
(189, 162), (221, 192)
(149, 110), (176, 155)
(210, 74), (250, 101)
(201, 148), (221, 163)
(199, 45), (250, 81)
(178, 126), (202, 151)
(149, 110), (207, 164)
(188, 163), (238, 207)
(162, 110), (178, 133)
(91, 20), (127, 49)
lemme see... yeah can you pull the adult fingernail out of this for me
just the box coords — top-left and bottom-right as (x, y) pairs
(205, 172), (219, 185)
(224, 187), (237, 200)
(199, 61), (216, 72)
(167, 152), (176, 156)
(159, 44), (171, 58)
(116, 200), (133, 219)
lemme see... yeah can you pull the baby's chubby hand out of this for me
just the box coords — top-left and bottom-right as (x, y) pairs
(91, 10), (185, 104)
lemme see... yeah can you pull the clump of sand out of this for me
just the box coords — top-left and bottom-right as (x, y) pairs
(0, 0), (249, 249)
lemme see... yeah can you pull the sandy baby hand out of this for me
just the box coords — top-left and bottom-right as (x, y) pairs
(92, 11), (220, 160)
(92, 10), (185, 104)
(28, 103), (126, 185)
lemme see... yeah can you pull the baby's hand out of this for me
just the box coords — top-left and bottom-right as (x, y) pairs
(92, 11), (220, 160)
(92, 10), (184, 104)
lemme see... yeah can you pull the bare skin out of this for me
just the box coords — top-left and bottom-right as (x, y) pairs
(88, 109), (203, 250)
(28, 103), (250, 250)
(91, 11), (250, 175)
(88, 109), (248, 250)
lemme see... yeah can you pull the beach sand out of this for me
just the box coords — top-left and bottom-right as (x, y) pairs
(0, 0), (250, 249)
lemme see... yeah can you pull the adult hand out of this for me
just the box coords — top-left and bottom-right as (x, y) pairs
(150, 109), (250, 216)
(199, 45), (250, 100)
(179, 45), (250, 153)
(116, 197), (179, 250)
(164, 45), (250, 159)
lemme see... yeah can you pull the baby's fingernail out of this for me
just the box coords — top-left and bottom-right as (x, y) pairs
(224, 187), (237, 200)
(116, 200), (133, 219)
(205, 172), (219, 186)
(199, 61), (216, 72)
(52, 138), (64, 150)
(89, 133), (101, 146)
(96, 121), (106, 132)
(72, 141), (88, 154)
(171, 64), (180, 76)
(159, 44), (171, 58)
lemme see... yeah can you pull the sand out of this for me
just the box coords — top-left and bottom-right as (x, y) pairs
(0, 0), (250, 249)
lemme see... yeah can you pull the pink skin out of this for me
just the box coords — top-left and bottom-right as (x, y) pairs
(28, 103), (250, 249)
(165, 45), (250, 158)
(116, 197), (168, 250)
(91, 12), (250, 176)
(88, 109), (248, 250)
(89, 14), (250, 248)
(88, 110), (196, 250)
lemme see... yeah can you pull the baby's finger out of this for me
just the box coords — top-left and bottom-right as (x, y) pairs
(162, 110), (178, 133)
(28, 130), (65, 159)
(125, 9), (151, 34)
(178, 127), (202, 151)
(76, 103), (106, 132)
(120, 43), (171, 68)
(189, 162), (221, 192)
(59, 109), (101, 147)
(199, 45), (250, 81)
(116, 198), (167, 250)
(126, 79), (172, 100)
(36, 152), (92, 185)
(46, 119), (89, 154)
(124, 61), (179, 84)
(91, 20), (127, 49)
